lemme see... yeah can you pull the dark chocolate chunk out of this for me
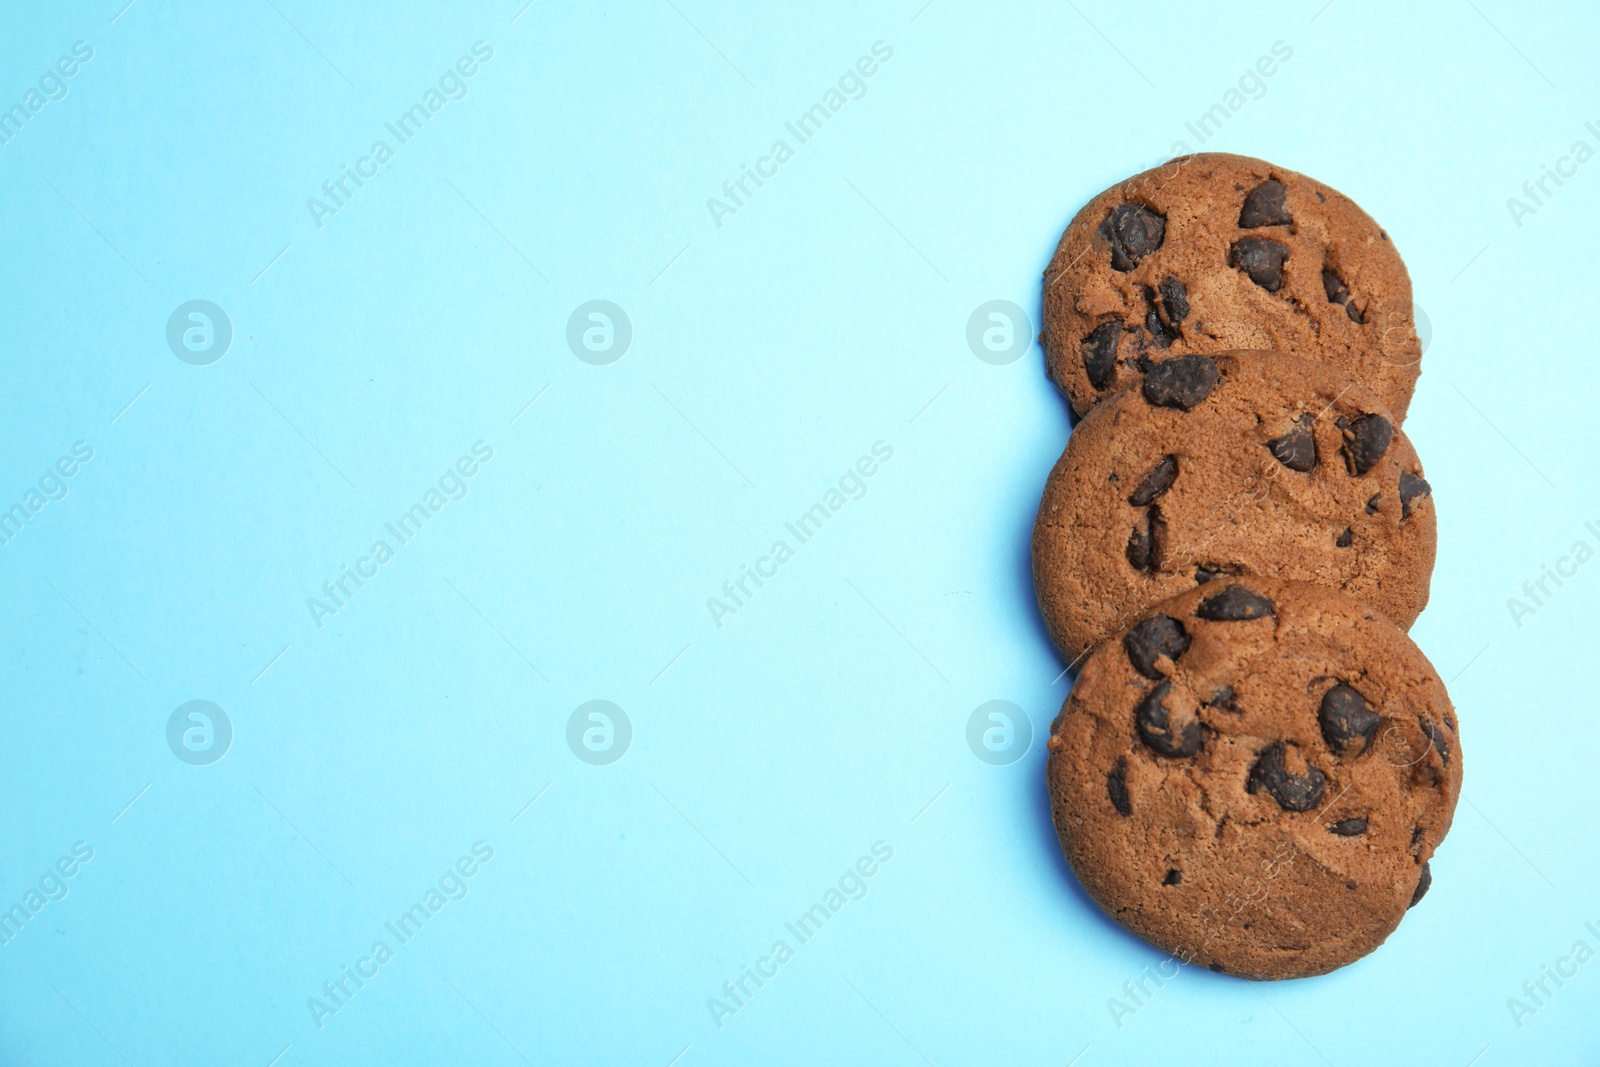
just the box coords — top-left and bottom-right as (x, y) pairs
(1135, 681), (1205, 758)
(1365, 493), (1381, 515)
(1247, 741), (1327, 812)
(1239, 179), (1292, 227)
(1142, 354), (1219, 410)
(1144, 289), (1178, 347)
(1399, 471), (1431, 518)
(1125, 506), (1164, 572)
(1409, 862), (1432, 907)
(1346, 301), (1366, 324)
(1196, 584), (1275, 621)
(1339, 414), (1393, 476)
(1229, 237), (1290, 291)
(1100, 203), (1166, 271)
(1319, 682), (1381, 757)
(1145, 276), (1189, 345)
(1420, 717), (1451, 764)
(1159, 275), (1190, 322)
(1335, 527), (1352, 548)
(1128, 455), (1179, 506)
(1125, 526), (1152, 571)
(1163, 868), (1182, 886)
(1329, 816), (1368, 836)
(1266, 414), (1318, 472)
(1081, 321), (1121, 391)
(1106, 757), (1132, 816)
(1321, 267), (1351, 305)
(1206, 686), (1237, 712)
(1208, 962), (1225, 973)
(1124, 614), (1190, 679)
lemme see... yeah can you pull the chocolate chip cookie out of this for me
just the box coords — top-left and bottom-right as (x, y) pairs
(1042, 153), (1422, 421)
(1046, 577), (1460, 979)
(1032, 351), (1434, 664)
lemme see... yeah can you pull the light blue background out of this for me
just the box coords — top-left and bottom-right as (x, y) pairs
(1, 1), (1595, 1064)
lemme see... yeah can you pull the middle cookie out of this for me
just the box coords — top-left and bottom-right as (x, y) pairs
(1032, 350), (1435, 663)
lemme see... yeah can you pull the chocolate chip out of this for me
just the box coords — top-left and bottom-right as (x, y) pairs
(1229, 237), (1290, 291)
(1208, 962), (1225, 973)
(1100, 203), (1166, 271)
(1196, 584), (1275, 621)
(1365, 493), (1381, 515)
(1247, 741), (1327, 812)
(1329, 816), (1368, 836)
(1159, 276), (1190, 321)
(1319, 682), (1381, 757)
(1135, 681), (1206, 758)
(1144, 276), (1190, 346)
(1239, 179), (1292, 227)
(1339, 414), (1393, 476)
(1144, 290), (1177, 347)
(1125, 506), (1164, 572)
(1266, 414), (1318, 472)
(1335, 527), (1352, 548)
(1107, 757), (1132, 816)
(1126, 526), (1152, 571)
(1082, 321), (1121, 391)
(1124, 614), (1190, 679)
(1399, 472), (1432, 518)
(1128, 455), (1178, 506)
(1206, 686), (1237, 712)
(1323, 267), (1368, 323)
(1142, 354), (1219, 410)
(1420, 717), (1451, 764)
(1194, 564), (1231, 584)
(1163, 868), (1182, 886)
(1409, 862), (1432, 907)
(1321, 268), (1351, 306)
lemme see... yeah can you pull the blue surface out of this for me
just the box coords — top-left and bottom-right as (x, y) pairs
(1, 1), (1595, 1064)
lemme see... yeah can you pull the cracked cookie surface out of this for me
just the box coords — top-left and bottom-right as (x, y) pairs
(1032, 351), (1434, 663)
(1046, 578), (1461, 980)
(1043, 153), (1421, 421)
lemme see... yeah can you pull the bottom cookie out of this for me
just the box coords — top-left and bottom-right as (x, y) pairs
(1046, 577), (1460, 979)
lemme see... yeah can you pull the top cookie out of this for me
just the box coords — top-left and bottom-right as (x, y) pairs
(1042, 153), (1421, 421)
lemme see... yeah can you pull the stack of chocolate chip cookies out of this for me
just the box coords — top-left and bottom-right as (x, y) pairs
(1032, 153), (1458, 980)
